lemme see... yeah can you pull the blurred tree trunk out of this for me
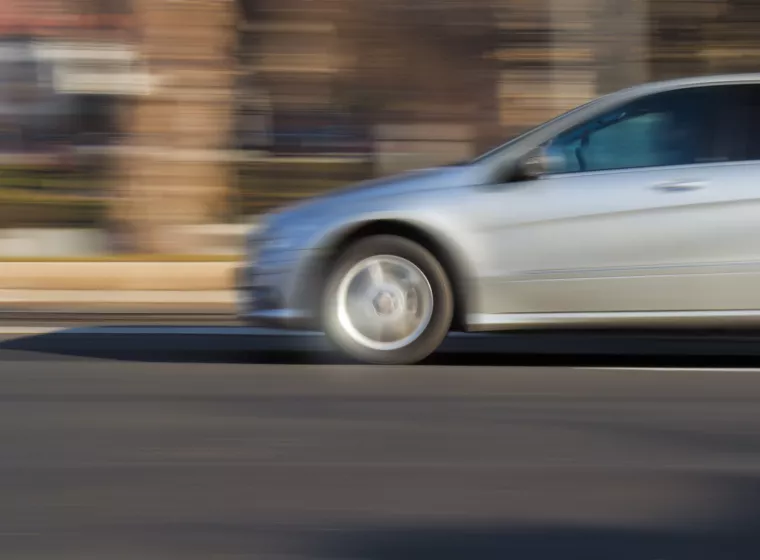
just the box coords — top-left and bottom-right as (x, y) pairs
(110, 0), (236, 254)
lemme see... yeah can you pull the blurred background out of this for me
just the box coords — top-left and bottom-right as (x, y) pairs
(0, 0), (757, 257)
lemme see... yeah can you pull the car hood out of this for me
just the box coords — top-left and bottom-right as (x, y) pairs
(266, 164), (479, 228)
(322, 164), (472, 199)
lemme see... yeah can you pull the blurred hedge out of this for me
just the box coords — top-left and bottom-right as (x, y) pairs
(0, 158), (374, 228)
(235, 158), (374, 214)
(0, 190), (103, 228)
(0, 165), (103, 227)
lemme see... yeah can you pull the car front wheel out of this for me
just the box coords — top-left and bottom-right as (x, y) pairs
(322, 235), (453, 365)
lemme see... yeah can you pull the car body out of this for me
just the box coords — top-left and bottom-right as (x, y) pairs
(239, 73), (760, 363)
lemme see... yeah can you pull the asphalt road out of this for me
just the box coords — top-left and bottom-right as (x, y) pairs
(6, 325), (760, 558)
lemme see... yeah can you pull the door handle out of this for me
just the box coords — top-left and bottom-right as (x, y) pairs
(652, 180), (707, 192)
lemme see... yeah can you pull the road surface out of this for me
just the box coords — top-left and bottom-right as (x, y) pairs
(4, 324), (760, 558)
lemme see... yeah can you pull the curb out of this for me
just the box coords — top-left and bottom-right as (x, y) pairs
(0, 289), (234, 304)
(0, 310), (235, 323)
(1, 262), (236, 291)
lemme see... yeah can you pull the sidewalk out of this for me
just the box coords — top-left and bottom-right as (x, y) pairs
(0, 289), (235, 313)
(1, 261), (237, 313)
(2, 261), (236, 290)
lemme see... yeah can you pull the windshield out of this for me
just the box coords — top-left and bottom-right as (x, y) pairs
(469, 95), (608, 165)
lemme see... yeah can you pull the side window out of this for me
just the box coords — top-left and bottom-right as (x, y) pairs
(584, 113), (674, 171)
(733, 85), (760, 161)
(546, 87), (728, 174)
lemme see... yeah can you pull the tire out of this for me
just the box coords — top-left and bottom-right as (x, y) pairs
(322, 235), (454, 365)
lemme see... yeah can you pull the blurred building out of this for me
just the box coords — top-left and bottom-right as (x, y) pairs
(6, 0), (759, 163)
(5, 0), (760, 160)
(233, 0), (756, 158)
(7, 0), (760, 252)
(0, 0), (134, 155)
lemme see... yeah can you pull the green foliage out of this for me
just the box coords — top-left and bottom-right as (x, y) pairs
(0, 158), (375, 227)
(236, 158), (374, 214)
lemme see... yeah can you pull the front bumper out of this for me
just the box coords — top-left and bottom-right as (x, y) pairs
(235, 263), (317, 331)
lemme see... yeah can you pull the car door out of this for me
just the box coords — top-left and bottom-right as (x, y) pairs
(474, 84), (759, 315)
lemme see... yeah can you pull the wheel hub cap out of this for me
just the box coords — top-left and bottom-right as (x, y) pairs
(371, 287), (402, 316)
(335, 255), (434, 352)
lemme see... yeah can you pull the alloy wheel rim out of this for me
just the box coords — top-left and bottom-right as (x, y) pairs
(335, 255), (434, 351)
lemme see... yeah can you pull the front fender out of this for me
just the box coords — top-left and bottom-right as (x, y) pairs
(302, 215), (478, 330)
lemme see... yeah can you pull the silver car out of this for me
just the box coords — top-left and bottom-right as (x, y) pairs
(239, 74), (760, 364)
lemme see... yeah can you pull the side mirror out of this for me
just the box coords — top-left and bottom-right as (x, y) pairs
(518, 147), (551, 180)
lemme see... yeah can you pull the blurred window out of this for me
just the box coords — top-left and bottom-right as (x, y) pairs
(546, 86), (733, 174)
(730, 85), (760, 162)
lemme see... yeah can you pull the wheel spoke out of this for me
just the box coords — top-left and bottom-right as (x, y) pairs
(346, 291), (367, 318)
(367, 260), (385, 286)
(335, 255), (434, 352)
(395, 313), (415, 340)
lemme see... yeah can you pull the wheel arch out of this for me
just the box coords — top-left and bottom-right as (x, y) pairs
(308, 219), (471, 331)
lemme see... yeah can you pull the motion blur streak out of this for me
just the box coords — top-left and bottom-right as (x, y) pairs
(0, 0), (757, 255)
(5, 0), (760, 557)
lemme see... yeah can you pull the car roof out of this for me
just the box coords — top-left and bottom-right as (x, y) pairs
(620, 73), (760, 97)
(472, 73), (760, 169)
